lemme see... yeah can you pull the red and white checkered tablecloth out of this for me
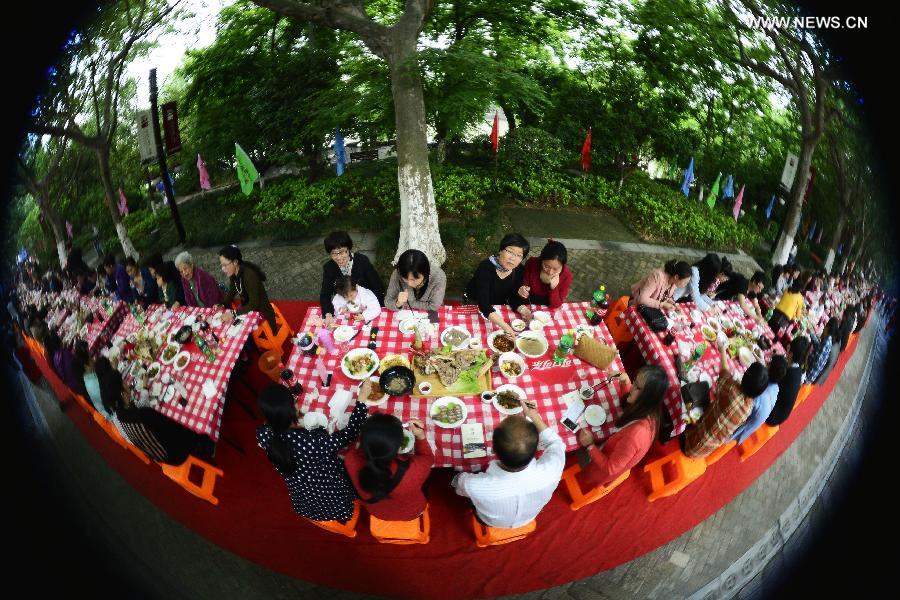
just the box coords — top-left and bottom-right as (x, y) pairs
(285, 302), (627, 472)
(623, 301), (785, 436)
(115, 305), (260, 441)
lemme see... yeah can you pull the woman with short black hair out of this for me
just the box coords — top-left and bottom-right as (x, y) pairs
(319, 231), (385, 323)
(384, 249), (446, 311)
(521, 240), (574, 309)
(464, 232), (532, 336)
(218, 245), (277, 329)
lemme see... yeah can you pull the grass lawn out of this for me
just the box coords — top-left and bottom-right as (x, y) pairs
(503, 206), (640, 243)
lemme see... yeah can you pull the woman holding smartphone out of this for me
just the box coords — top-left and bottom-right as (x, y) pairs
(574, 366), (669, 489)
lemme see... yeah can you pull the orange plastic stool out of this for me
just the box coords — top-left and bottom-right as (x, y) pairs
(252, 303), (293, 355)
(643, 448), (707, 501)
(160, 455), (225, 505)
(471, 514), (536, 547)
(738, 424), (779, 462)
(562, 464), (630, 511)
(795, 383), (813, 406)
(257, 349), (284, 383)
(369, 506), (431, 544)
(92, 411), (151, 464)
(307, 501), (360, 538)
(604, 296), (633, 345)
(704, 440), (736, 466)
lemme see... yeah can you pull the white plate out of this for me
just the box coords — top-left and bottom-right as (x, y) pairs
(511, 319), (526, 332)
(399, 429), (415, 454)
(533, 310), (552, 326)
(487, 330), (516, 353)
(529, 320), (545, 331)
(183, 314), (196, 327)
(147, 362), (162, 380)
(719, 317), (734, 330)
(493, 384), (526, 415)
(584, 405), (607, 427)
(497, 352), (527, 379)
(691, 309), (704, 322)
(430, 396), (468, 428)
(340, 348), (380, 380)
(159, 342), (181, 365)
(173, 350), (192, 371)
(333, 325), (356, 343)
(361, 376), (389, 407)
(515, 333), (549, 358)
(440, 326), (471, 351)
(738, 346), (755, 366)
(697, 372), (713, 388)
(399, 318), (418, 335)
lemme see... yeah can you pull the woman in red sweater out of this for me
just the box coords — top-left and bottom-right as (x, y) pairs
(344, 414), (434, 521)
(576, 365), (669, 489)
(521, 240), (573, 309)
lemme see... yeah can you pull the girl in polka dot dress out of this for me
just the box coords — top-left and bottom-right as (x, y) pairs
(257, 385), (368, 522)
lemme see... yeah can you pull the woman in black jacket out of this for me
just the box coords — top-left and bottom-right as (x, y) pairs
(319, 231), (384, 322)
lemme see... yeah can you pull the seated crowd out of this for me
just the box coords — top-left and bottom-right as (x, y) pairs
(11, 232), (879, 529)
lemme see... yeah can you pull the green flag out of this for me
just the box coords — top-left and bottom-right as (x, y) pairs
(235, 143), (259, 196)
(706, 172), (721, 208)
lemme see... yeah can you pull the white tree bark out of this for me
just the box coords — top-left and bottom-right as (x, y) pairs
(115, 222), (139, 260)
(824, 248), (836, 274)
(396, 163), (444, 265)
(55, 239), (68, 269)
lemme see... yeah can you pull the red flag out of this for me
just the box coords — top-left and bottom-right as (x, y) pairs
(490, 111), (499, 154)
(580, 127), (592, 172)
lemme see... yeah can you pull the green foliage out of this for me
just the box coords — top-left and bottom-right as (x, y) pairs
(498, 127), (568, 176)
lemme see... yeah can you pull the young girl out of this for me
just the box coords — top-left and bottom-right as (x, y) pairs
(332, 275), (381, 322)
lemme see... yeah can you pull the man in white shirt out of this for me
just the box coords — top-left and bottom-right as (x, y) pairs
(452, 400), (565, 528)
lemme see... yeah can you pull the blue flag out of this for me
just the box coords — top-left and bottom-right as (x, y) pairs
(723, 174), (734, 199)
(681, 157), (694, 197)
(334, 128), (347, 176)
(765, 194), (775, 220)
(807, 221), (817, 241)
(838, 242), (843, 256)
(17, 247), (27, 264)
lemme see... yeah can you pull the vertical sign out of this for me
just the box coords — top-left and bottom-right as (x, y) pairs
(135, 109), (157, 164)
(162, 101), (182, 155)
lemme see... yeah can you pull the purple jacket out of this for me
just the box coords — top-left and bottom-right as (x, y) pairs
(109, 264), (134, 303)
(53, 347), (82, 393)
(180, 266), (224, 308)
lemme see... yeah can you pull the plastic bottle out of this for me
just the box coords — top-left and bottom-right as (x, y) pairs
(553, 332), (575, 365)
(196, 333), (216, 362)
(317, 327), (336, 354)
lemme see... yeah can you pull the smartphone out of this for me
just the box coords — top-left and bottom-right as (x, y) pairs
(561, 417), (580, 432)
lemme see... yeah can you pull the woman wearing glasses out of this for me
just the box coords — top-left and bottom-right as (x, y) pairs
(319, 231), (385, 324)
(464, 232), (533, 336)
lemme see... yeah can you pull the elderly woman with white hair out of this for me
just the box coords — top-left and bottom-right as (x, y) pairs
(174, 251), (224, 308)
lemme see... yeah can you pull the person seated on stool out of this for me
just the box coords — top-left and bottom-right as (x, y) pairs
(576, 366), (668, 489)
(451, 400), (564, 528)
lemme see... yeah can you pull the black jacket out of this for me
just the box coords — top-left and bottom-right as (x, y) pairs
(766, 366), (802, 426)
(319, 253), (385, 317)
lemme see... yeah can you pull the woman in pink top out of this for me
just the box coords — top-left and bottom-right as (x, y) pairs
(629, 260), (691, 310)
(576, 365), (670, 489)
(344, 413), (434, 521)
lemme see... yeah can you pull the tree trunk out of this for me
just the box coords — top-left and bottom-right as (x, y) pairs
(96, 146), (139, 260)
(771, 139), (815, 265)
(388, 42), (445, 266)
(34, 192), (68, 268)
(500, 104), (516, 131)
(824, 210), (847, 274)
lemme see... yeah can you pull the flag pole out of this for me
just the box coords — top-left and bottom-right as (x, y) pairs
(149, 68), (186, 243)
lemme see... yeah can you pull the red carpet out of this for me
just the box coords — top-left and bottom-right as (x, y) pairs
(20, 302), (866, 599)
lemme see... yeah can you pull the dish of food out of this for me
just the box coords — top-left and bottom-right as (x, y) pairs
(380, 366), (416, 396)
(701, 326), (717, 342)
(159, 343), (181, 365)
(488, 331), (516, 353)
(516, 333), (548, 358)
(440, 326), (471, 350)
(399, 429), (415, 454)
(584, 405), (607, 427)
(379, 354), (411, 373)
(362, 377), (388, 406)
(718, 317), (734, 330)
(738, 346), (755, 367)
(333, 325), (356, 343)
(341, 348), (380, 380)
(511, 319), (526, 332)
(399, 318), (419, 335)
(430, 397), (467, 428)
(707, 318), (721, 332)
(412, 348), (486, 391)
(498, 352), (526, 378)
(147, 362), (161, 380)
(173, 351), (191, 371)
(533, 311), (552, 326)
(493, 384), (526, 415)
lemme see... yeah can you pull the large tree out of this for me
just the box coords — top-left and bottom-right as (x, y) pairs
(16, 138), (73, 267)
(721, 0), (839, 265)
(29, 0), (179, 260)
(251, 0), (446, 264)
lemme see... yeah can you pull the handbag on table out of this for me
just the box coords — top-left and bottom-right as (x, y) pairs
(637, 304), (669, 332)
